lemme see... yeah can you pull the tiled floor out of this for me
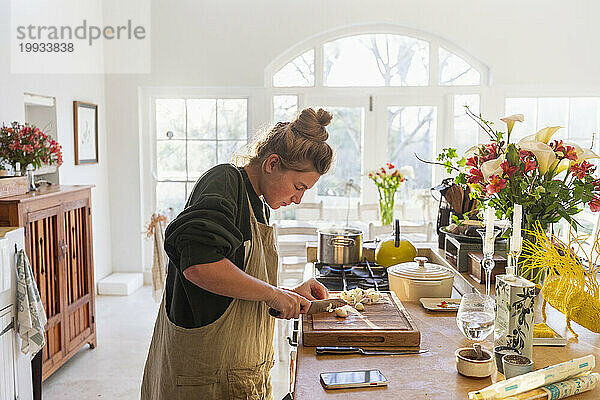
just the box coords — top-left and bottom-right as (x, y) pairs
(42, 286), (290, 399)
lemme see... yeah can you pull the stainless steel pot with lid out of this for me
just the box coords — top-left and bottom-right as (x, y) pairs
(317, 227), (363, 265)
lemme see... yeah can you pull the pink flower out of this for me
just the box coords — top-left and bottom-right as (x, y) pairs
(466, 156), (479, 168)
(481, 143), (499, 162)
(519, 149), (534, 160)
(467, 168), (484, 184)
(570, 161), (595, 180)
(524, 159), (537, 174)
(564, 146), (577, 161)
(501, 160), (519, 178)
(590, 197), (600, 212)
(485, 175), (507, 196)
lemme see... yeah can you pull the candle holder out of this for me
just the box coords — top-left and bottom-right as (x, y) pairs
(477, 227), (501, 296)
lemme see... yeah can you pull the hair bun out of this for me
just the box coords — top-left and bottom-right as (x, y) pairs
(291, 108), (332, 142)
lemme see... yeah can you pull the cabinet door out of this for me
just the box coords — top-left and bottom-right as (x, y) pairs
(25, 206), (65, 373)
(62, 200), (95, 352)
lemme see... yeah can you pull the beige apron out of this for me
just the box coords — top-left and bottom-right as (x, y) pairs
(141, 196), (278, 400)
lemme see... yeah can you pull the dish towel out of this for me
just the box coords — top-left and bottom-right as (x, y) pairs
(15, 249), (47, 358)
(147, 213), (168, 302)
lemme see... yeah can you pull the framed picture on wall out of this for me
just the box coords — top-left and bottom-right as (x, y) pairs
(73, 101), (98, 164)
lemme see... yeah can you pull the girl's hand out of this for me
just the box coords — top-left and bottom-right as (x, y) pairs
(291, 278), (329, 301)
(265, 287), (311, 319)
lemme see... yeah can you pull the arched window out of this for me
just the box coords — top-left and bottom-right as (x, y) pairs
(266, 26), (489, 219)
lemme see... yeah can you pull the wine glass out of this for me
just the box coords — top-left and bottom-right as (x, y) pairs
(456, 292), (495, 343)
(476, 227), (501, 296)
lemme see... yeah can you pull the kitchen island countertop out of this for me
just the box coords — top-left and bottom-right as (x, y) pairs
(293, 247), (600, 400)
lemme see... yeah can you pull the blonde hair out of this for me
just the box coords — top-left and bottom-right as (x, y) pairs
(239, 108), (334, 174)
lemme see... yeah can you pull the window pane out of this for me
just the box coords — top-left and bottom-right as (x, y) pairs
(439, 48), (480, 86)
(316, 107), (363, 197)
(157, 140), (186, 180)
(273, 95), (298, 122)
(273, 49), (315, 87)
(569, 98), (600, 146)
(188, 142), (217, 180)
(186, 181), (197, 199)
(156, 99), (185, 139)
(157, 182), (186, 215)
(324, 34), (429, 87)
(538, 98), (569, 141)
(388, 106), (437, 195)
(505, 98), (537, 142)
(218, 140), (246, 164)
(187, 99), (216, 139)
(217, 99), (247, 140)
(454, 94), (480, 155)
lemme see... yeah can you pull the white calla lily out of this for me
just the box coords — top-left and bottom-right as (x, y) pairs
(500, 114), (524, 134)
(518, 139), (557, 174)
(553, 159), (571, 175)
(481, 155), (505, 182)
(577, 147), (600, 163)
(464, 145), (479, 157)
(534, 126), (563, 144)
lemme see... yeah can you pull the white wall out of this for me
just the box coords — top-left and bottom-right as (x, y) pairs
(0, 2), (113, 283)
(105, 0), (600, 273)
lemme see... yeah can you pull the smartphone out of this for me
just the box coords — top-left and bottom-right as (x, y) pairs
(320, 369), (388, 390)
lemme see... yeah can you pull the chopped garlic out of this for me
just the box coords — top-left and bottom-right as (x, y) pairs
(335, 307), (348, 318)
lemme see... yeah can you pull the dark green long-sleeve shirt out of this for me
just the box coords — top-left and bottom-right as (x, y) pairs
(164, 164), (269, 328)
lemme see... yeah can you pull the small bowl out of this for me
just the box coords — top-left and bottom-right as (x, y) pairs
(493, 346), (521, 374)
(455, 347), (494, 378)
(502, 354), (533, 379)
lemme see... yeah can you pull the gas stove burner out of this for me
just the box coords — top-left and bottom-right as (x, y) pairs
(350, 266), (386, 279)
(328, 264), (355, 272)
(358, 278), (389, 290)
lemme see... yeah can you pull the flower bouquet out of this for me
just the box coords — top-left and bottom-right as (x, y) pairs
(367, 163), (409, 225)
(437, 108), (599, 236)
(0, 122), (63, 170)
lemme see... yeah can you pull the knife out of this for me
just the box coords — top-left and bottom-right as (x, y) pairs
(316, 346), (428, 356)
(268, 298), (346, 317)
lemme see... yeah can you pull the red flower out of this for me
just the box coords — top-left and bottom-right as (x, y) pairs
(524, 159), (537, 174)
(519, 149), (534, 160)
(593, 179), (600, 191)
(501, 160), (519, 178)
(466, 156), (479, 168)
(564, 146), (577, 161)
(386, 162), (395, 169)
(570, 161), (595, 180)
(590, 197), (600, 212)
(467, 168), (484, 184)
(551, 140), (566, 153)
(380, 167), (386, 174)
(485, 175), (507, 196)
(481, 143), (499, 162)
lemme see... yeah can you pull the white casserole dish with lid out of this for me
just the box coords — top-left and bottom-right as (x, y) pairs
(388, 256), (455, 301)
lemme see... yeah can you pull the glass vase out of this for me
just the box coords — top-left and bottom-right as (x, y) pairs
(378, 187), (396, 226)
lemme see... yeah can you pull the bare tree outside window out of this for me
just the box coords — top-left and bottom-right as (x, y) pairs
(387, 106), (436, 197)
(273, 50), (315, 87)
(324, 34), (429, 86)
(439, 48), (480, 85)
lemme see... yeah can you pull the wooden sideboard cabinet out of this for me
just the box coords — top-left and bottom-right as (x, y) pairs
(0, 185), (96, 381)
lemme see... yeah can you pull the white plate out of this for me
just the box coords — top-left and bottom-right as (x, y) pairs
(420, 297), (461, 312)
(533, 327), (567, 346)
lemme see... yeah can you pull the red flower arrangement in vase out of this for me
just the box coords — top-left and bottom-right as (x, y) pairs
(0, 122), (63, 171)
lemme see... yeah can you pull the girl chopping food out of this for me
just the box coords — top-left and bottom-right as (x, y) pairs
(141, 108), (335, 399)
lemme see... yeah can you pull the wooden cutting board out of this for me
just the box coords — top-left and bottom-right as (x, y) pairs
(301, 291), (421, 347)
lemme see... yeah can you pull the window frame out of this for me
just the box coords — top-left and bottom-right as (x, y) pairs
(265, 25), (489, 206)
